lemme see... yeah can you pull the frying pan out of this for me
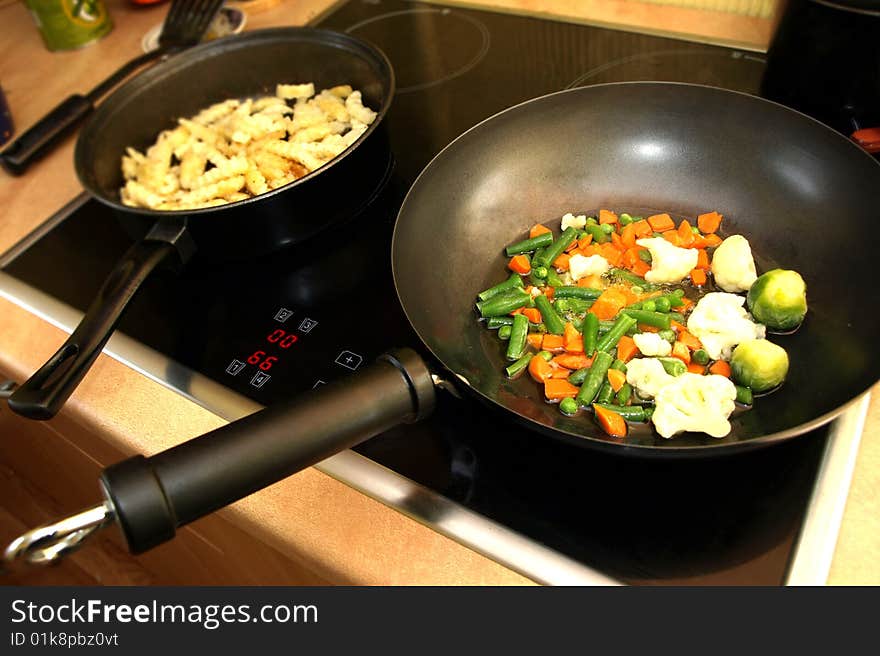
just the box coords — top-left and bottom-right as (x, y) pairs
(6, 83), (880, 563)
(6, 27), (395, 421)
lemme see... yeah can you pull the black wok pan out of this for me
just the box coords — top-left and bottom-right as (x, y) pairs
(7, 27), (394, 421)
(7, 83), (880, 559)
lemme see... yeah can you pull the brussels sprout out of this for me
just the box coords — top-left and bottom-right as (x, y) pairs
(746, 269), (807, 331)
(730, 339), (789, 393)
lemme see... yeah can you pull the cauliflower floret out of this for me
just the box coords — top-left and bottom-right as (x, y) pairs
(651, 373), (737, 438)
(711, 234), (757, 293)
(625, 358), (676, 399)
(636, 237), (699, 284)
(561, 213), (587, 231)
(569, 253), (610, 281)
(687, 292), (766, 361)
(632, 332), (672, 357)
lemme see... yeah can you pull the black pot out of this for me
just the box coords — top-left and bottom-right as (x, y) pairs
(761, 0), (880, 143)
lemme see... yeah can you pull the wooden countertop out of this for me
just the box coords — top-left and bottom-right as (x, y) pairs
(0, 0), (877, 585)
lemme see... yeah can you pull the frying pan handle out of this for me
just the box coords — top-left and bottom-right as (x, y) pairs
(0, 94), (93, 175)
(1, 49), (168, 176)
(99, 349), (436, 554)
(7, 222), (195, 420)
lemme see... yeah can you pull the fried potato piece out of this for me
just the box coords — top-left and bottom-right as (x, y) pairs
(120, 82), (377, 210)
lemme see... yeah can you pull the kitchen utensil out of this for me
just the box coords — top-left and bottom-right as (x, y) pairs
(0, 0), (225, 175)
(6, 82), (880, 565)
(760, 0), (880, 143)
(6, 27), (395, 420)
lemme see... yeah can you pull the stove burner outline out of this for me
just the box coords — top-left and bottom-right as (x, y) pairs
(345, 8), (490, 93)
(565, 48), (766, 90)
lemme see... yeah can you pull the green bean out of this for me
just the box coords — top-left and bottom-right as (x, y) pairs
(609, 268), (660, 291)
(498, 325), (512, 340)
(505, 352), (533, 378)
(568, 367), (590, 386)
(477, 273), (523, 301)
(477, 288), (531, 318)
(561, 298), (592, 314)
(536, 226), (578, 267)
(656, 357), (686, 377)
(596, 382), (615, 404)
(668, 312), (685, 324)
(505, 232), (554, 256)
(652, 297), (670, 313)
(575, 351), (613, 407)
(554, 286), (603, 300)
(531, 265), (548, 280)
(545, 269), (565, 288)
(610, 359), (627, 372)
(643, 405), (655, 421)
(534, 294), (565, 335)
(487, 316), (515, 329)
(638, 249), (652, 263)
(620, 308), (672, 330)
(735, 385), (754, 405)
(593, 403), (647, 422)
(615, 382), (632, 406)
(596, 314), (638, 353)
(692, 349), (710, 365)
(584, 224), (609, 244)
(559, 397), (578, 416)
(537, 350), (553, 361)
(581, 312), (599, 356)
(505, 313), (529, 361)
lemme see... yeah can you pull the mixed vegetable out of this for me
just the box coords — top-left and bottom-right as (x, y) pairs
(476, 209), (808, 440)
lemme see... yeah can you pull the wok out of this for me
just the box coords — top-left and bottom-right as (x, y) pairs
(7, 27), (395, 421)
(6, 83), (880, 562)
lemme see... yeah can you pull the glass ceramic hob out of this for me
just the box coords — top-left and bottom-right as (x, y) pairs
(0, 0), (856, 584)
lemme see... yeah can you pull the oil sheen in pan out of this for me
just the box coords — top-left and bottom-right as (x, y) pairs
(482, 207), (792, 446)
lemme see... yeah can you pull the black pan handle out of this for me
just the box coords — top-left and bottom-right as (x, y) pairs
(0, 95), (93, 175)
(1, 49), (167, 175)
(7, 221), (195, 421)
(100, 348), (436, 554)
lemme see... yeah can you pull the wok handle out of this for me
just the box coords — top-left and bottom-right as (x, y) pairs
(100, 349), (436, 554)
(7, 222), (195, 421)
(0, 95), (93, 175)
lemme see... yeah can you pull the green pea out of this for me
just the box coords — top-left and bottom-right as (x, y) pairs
(559, 397), (579, 416)
(619, 213), (633, 226)
(658, 329), (677, 343)
(692, 349), (710, 365)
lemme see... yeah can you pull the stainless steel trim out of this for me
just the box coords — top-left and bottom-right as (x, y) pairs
(785, 393), (869, 585)
(0, 270), (618, 585)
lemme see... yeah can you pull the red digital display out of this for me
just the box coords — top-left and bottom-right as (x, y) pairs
(246, 329), (300, 371)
